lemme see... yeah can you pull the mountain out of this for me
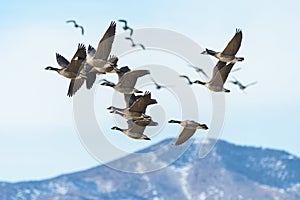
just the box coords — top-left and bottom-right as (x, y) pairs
(1, 138), (300, 200)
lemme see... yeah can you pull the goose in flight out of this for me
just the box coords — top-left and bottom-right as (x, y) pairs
(229, 77), (257, 90)
(100, 69), (150, 94)
(179, 75), (198, 85)
(168, 119), (208, 145)
(107, 91), (157, 120)
(118, 19), (134, 36)
(194, 61), (236, 92)
(45, 43), (87, 97)
(66, 20), (84, 35)
(187, 64), (209, 78)
(150, 77), (169, 90)
(125, 37), (146, 50)
(201, 29), (244, 63)
(111, 120), (151, 140)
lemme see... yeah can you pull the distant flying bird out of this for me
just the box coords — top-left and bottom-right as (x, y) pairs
(187, 64), (209, 78)
(125, 37), (146, 50)
(168, 120), (208, 145)
(66, 20), (84, 35)
(45, 43), (87, 97)
(231, 67), (241, 73)
(150, 77), (169, 90)
(229, 77), (257, 90)
(179, 75), (198, 85)
(201, 29), (244, 62)
(194, 61), (236, 92)
(118, 19), (134, 36)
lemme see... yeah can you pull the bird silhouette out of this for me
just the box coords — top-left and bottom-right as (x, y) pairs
(231, 67), (241, 73)
(150, 77), (169, 90)
(229, 77), (257, 90)
(118, 19), (134, 36)
(187, 64), (209, 78)
(66, 20), (84, 35)
(179, 75), (198, 85)
(125, 37), (145, 50)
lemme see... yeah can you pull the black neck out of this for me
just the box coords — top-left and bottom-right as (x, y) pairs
(194, 80), (206, 85)
(168, 120), (181, 124)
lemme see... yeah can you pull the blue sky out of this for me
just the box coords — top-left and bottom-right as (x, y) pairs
(0, 0), (299, 181)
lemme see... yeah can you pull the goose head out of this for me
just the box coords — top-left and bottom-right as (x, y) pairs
(111, 126), (123, 132)
(45, 66), (58, 71)
(198, 124), (209, 130)
(100, 82), (115, 87)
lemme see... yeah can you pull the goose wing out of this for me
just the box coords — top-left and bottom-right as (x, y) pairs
(118, 70), (150, 89)
(222, 29), (242, 56)
(116, 66), (131, 80)
(124, 93), (142, 107)
(118, 19), (128, 26)
(245, 81), (257, 88)
(67, 78), (84, 97)
(210, 61), (226, 81)
(94, 21), (116, 60)
(88, 45), (96, 57)
(209, 62), (235, 87)
(175, 128), (196, 145)
(56, 53), (69, 68)
(129, 91), (157, 113)
(68, 43), (87, 73)
(86, 71), (97, 89)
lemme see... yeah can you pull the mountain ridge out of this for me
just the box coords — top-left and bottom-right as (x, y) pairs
(1, 138), (300, 200)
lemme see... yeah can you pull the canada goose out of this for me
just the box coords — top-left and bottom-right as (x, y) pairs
(45, 43), (87, 97)
(187, 64), (209, 78)
(179, 75), (198, 85)
(229, 77), (257, 90)
(108, 91), (157, 119)
(168, 120), (208, 145)
(194, 61), (235, 92)
(150, 77), (168, 90)
(118, 19), (133, 36)
(125, 37), (146, 50)
(100, 69), (150, 94)
(111, 120), (151, 140)
(201, 29), (244, 62)
(85, 55), (119, 89)
(66, 20), (84, 35)
(84, 21), (116, 88)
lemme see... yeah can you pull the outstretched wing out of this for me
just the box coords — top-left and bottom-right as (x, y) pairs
(86, 72), (97, 89)
(210, 62), (235, 87)
(66, 20), (76, 24)
(129, 92), (157, 113)
(175, 128), (196, 145)
(118, 19), (128, 27)
(94, 21), (116, 60)
(222, 29), (242, 56)
(68, 43), (86, 73)
(118, 70), (150, 89)
(56, 53), (69, 68)
(67, 78), (84, 97)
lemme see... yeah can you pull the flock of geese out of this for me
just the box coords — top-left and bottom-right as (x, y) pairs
(46, 20), (254, 145)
